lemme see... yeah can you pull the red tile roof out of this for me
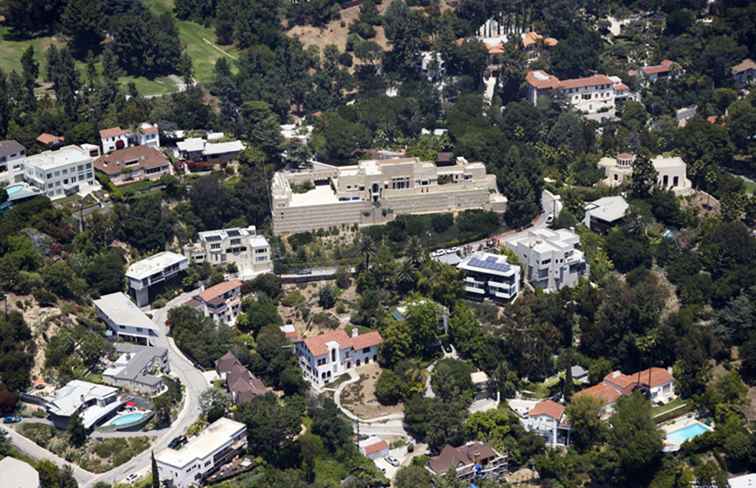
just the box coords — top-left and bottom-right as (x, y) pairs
(529, 400), (565, 420)
(574, 382), (622, 405)
(614, 82), (629, 92)
(362, 439), (388, 456)
(36, 133), (64, 145)
(303, 330), (383, 356)
(732, 58), (756, 74)
(198, 279), (242, 303)
(557, 74), (614, 90)
(100, 127), (128, 139)
(604, 367), (674, 391)
(641, 59), (675, 75)
(487, 43), (505, 55)
(521, 31), (543, 48)
(526, 70), (560, 90)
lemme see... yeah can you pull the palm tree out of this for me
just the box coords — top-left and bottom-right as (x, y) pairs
(358, 235), (376, 270)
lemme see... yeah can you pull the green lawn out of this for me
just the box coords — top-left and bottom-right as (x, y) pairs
(0, 27), (64, 74)
(651, 398), (686, 418)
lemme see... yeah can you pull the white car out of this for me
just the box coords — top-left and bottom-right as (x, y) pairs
(545, 214), (554, 224)
(385, 455), (400, 467)
(125, 473), (140, 484)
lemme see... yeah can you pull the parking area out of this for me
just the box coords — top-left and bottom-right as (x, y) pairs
(372, 444), (428, 480)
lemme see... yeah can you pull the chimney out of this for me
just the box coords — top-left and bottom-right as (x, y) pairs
(352, 328), (359, 338)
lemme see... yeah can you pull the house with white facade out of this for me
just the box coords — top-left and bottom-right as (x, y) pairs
(102, 343), (168, 395)
(45, 380), (122, 429)
(637, 59), (679, 84)
(457, 252), (521, 302)
(94, 145), (171, 186)
(100, 123), (160, 154)
(176, 137), (245, 163)
(126, 251), (189, 307)
(22, 145), (96, 199)
(0, 140), (26, 184)
(94, 292), (160, 346)
(296, 329), (383, 386)
(526, 70), (637, 115)
(507, 228), (588, 292)
(183, 226), (272, 279)
(523, 400), (571, 448)
(155, 417), (247, 488)
(583, 196), (629, 233)
(597, 153), (693, 195)
(271, 157), (507, 235)
(192, 279), (243, 326)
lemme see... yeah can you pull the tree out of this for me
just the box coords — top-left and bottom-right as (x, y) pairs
(431, 359), (475, 406)
(240, 100), (283, 160)
(237, 393), (302, 465)
(151, 451), (160, 488)
(239, 294), (282, 335)
(631, 155), (658, 198)
(375, 368), (403, 405)
(608, 393), (663, 483)
(62, 0), (104, 54)
(68, 412), (87, 447)
(311, 398), (353, 453)
(565, 395), (605, 451)
(318, 286), (336, 309)
(395, 465), (433, 488)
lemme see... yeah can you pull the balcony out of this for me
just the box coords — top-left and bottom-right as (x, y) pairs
(464, 285), (485, 295)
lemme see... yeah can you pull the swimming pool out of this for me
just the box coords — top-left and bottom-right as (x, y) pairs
(109, 412), (149, 427)
(666, 422), (710, 445)
(6, 184), (23, 196)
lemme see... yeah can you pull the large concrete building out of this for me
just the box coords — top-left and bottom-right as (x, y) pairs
(126, 251), (189, 307)
(457, 252), (521, 302)
(271, 157), (507, 235)
(597, 153), (693, 195)
(183, 226), (272, 279)
(155, 417), (247, 488)
(507, 228), (588, 292)
(22, 145), (96, 199)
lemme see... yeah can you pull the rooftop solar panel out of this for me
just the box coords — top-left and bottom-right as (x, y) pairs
(467, 255), (510, 273)
(226, 229), (241, 237)
(203, 235), (222, 242)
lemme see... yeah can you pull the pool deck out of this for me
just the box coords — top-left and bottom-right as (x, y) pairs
(661, 416), (713, 452)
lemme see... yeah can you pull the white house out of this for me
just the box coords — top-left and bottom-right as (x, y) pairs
(507, 228), (588, 292)
(100, 123), (160, 154)
(457, 252), (521, 302)
(155, 417), (247, 488)
(126, 251), (189, 307)
(100, 127), (130, 154)
(1, 457), (40, 488)
(135, 123), (160, 149)
(583, 196), (629, 233)
(45, 380), (121, 429)
(598, 153), (693, 195)
(22, 145), (96, 199)
(183, 226), (273, 279)
(602, 368), (677, 405)
(192, 279), (243, 326)
(296, 329), (383, 386)
(728, 473), (756, 488)
(94, 292), (160, 346)
(0, 140), (26, 184)
(526, 70), (635, 115)
(102, 343), (168, 395)
(524, 400), (571, 448)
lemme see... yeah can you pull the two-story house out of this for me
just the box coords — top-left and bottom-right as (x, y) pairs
(94, 145), (171, 186)
(457, 251), (521, 302)
(524, 400), (571, 448)
(507, 228), (588, 292)
(126, 251), (189, 307)
(427, 442), (507, 481)
(0, 140), (26, 184)
(192, 279), (243, 326)
(183, 226), (273, 279)
(296, 329), (383, 386)
(100, 123), (161, 155)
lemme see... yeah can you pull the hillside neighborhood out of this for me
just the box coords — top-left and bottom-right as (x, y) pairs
(0, 1), (755, 488)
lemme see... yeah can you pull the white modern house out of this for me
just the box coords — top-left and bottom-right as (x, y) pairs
(457, 252), (521, 302)
(523, 400), (571, 448)
(583, 196), (629, 233)
(183, 226), (272, 279)
(1, 457), (40, 488)
(176, 138), (245, 163)
(126, 251), (189, 307)
(191, 279), (243, 326)
(598, 153), (693, 195)
(271, 157), (507, 235)
(0, 140), (26, 184)
(22, 145), (96, 199)
(94, 292), (160, 346)
(45, 380), (121, 429)
(507, 228), (588, 292)
(155, 417), (247, 488)
(296, 329), (383, 386)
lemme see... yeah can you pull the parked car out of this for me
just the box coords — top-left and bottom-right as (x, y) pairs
(124, 473), (140, 484)
(3, 416), (22, 424)
(385, 455), (400, 467)
(168, 435), (187, 449)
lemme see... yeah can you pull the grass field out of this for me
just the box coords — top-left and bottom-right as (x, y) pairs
(0, 0), (237, 97)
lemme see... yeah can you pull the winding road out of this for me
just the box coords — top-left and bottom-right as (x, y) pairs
(2, 290), (209, 487)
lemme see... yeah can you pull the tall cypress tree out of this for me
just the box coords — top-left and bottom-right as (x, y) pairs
(151, 451), (160, 488)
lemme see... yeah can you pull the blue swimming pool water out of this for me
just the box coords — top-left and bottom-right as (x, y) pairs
(6, 185), (22, 196)
(110, 412), (147, 426)
(666, 423), (709, 445)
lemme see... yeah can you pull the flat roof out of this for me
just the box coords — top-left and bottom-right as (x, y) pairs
(458, 252), (518, 277)
(176, 138), (205, 152)
(25, 145), (91, 170)
(289, 184), (341, 207)
(94, 292), (157, 331)
(1, 456), (40, 488)
(584, 196), (629, 223)
(204, 141), (244, 156)
(47, 380), (118, 418)
(126, 251), (187, 280)
(652, 155), (686, 169)
(156, 417), (246, 468)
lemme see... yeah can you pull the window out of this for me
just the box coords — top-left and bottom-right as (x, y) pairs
(331, 349), (336, 362)
(362, 347), (370, 353)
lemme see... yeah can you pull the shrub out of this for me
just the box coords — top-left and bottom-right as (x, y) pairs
(375, 369), (403, 405)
